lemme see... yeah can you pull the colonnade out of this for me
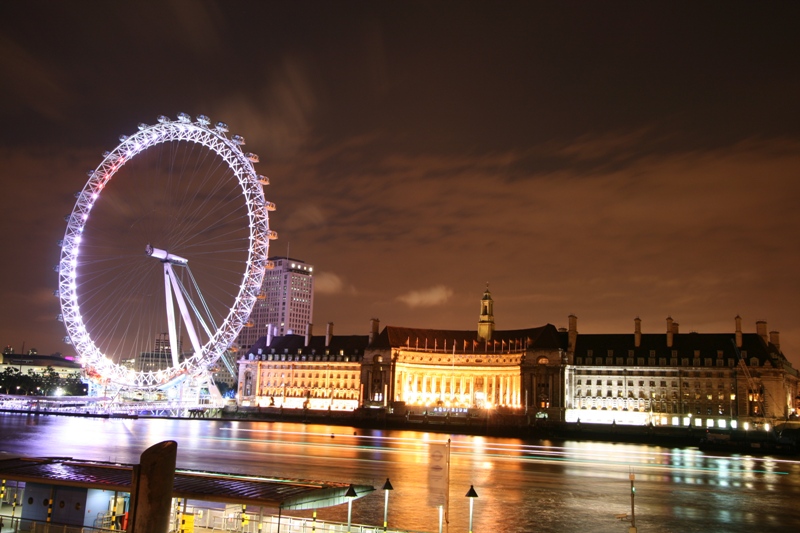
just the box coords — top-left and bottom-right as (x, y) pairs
(396, 368), (521, 408)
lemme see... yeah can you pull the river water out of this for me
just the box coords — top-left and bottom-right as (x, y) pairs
(1, 413), (798, 532)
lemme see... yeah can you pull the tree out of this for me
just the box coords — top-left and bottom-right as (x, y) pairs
(0, 367), (22, 394)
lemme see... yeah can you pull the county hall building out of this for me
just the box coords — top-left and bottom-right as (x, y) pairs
(236, 289), (799, 430)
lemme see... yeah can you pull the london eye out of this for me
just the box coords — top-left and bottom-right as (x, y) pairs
(57, 114), (276, 389)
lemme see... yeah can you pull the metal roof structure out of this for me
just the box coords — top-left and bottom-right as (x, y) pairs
(0, 456), (374, 510)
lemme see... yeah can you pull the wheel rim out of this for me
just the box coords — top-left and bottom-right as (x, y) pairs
(58, 115), (273, 388)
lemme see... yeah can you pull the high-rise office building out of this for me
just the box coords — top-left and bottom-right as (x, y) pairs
(236, 257), (315, 350)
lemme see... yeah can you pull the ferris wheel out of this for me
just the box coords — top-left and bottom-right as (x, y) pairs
(57, 114), (276, 389)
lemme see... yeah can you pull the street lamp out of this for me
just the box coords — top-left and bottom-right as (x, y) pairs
(381, 478), (393, 531)
(345, 484), (357, 532)
(465, 485), (478, 533)
(629, 473), (637, 533)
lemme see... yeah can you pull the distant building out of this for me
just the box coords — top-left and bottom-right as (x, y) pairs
(236, 290), (800, 429)
(1, 352), (82, 376)
(236, 257), (314, 350)
(211, 364), (236, 391)
(136, 333), (185, 373)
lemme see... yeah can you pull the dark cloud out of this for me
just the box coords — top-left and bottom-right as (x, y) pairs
(1, 2), (799, 366)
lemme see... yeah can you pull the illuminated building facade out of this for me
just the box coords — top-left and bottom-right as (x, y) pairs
(564, 316), (800, 429)
(236, 257), (314, 349)
(238, 323), (367, 411)
(237, 289), (799, 428)
(361, 323), (565, 414)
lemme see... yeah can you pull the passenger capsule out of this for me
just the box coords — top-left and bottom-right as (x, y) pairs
(245, 152), (259, 163)
(196, 114), (211, 125)
(177, 112), (191, 123)
(157, 115), (170, 124)
(138, 122), (149, 131)
(232, 134), (246, 145)
(215, 121), (229, 132)
(258, 175), (269, 185)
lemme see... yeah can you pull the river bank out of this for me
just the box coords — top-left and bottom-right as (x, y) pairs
(4, 403), (797, 455)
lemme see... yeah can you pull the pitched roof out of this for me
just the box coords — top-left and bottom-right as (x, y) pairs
(574, 331), (794, 371)
(371, 324), (564, 351)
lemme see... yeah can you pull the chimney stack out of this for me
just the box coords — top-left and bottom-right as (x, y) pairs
(756, 320), (768, 343)
(567, 315), (578, 354)
(666, 316), (674, 348)
(326, 322), (334, 347)
(735, 315), (743, 348)
(369, 318), (380, 345)
(769, 330), (780, 351)
(634, 317), (642, 347)
(305, 323), (313, 346)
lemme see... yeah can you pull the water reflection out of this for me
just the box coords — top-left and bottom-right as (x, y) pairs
(1, 413), (799, 532)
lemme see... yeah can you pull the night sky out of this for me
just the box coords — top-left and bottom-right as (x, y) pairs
(2, 2), (799, 367)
